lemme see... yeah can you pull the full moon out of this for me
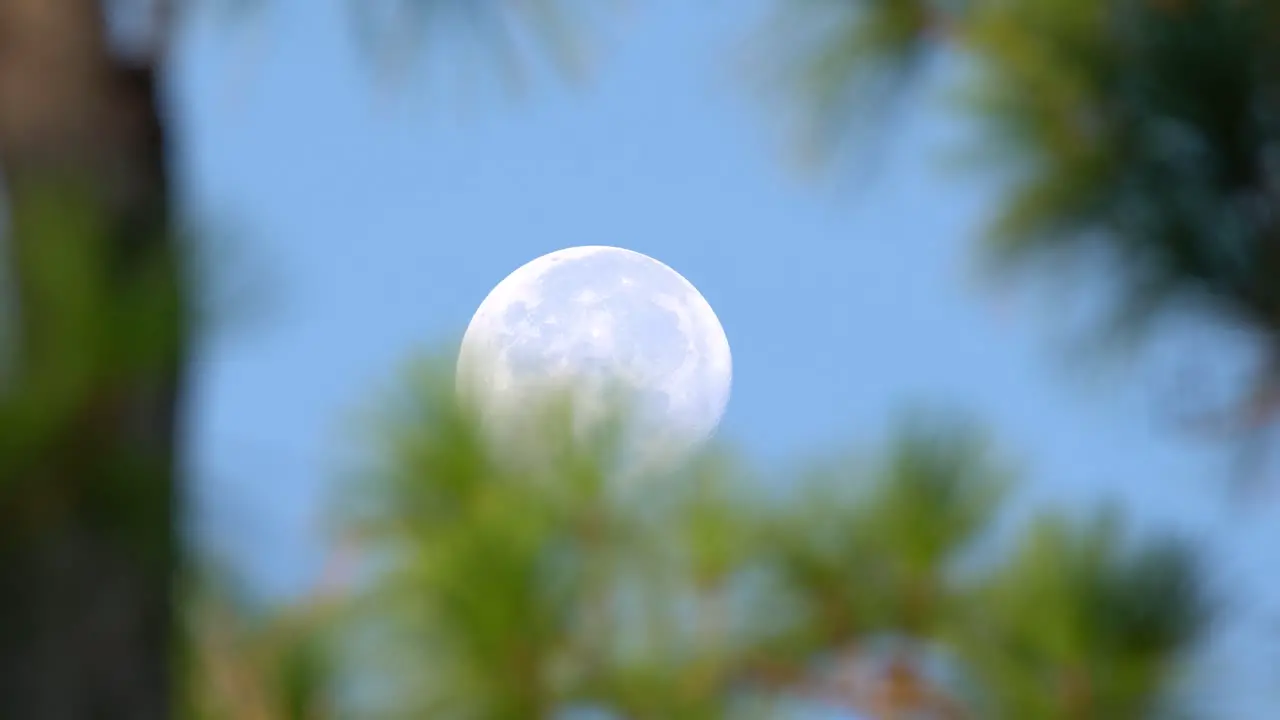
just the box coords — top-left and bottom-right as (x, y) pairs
(456, 246), (732, 449)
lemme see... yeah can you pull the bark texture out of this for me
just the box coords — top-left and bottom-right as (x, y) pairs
(0, 1), (183, 718)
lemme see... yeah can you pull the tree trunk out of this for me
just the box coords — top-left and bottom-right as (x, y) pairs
(0, 1), (184, 718)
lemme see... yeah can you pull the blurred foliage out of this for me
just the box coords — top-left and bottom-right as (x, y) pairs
(0, 181), (185, 563)
(182, 560), (341, 720)
(3, 0), (1269, 717)
(963, 0), (1280, 350)
(348, 0), (615, 92)
(186, 364), (1213, 718)
(758, 0), (1280, 430)
(753, 0), (943, 165)
(959, 513), (1210, 718)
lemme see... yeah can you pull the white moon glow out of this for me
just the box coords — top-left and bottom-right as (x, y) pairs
(456, 246), (732, 449)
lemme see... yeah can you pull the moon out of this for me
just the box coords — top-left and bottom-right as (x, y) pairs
(456, 246), (732, 450)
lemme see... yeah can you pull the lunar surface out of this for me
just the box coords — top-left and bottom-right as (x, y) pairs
(456, 246), (732, 450)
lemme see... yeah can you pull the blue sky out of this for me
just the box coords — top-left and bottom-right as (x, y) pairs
(174, 0), (1278, 711)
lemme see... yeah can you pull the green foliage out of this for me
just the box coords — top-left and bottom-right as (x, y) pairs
(186, 363), (1212, 718)
(958, 513), (1210, 718)
(0, 182), (185, 558)
(964, 0), (1280, 346)
(754, 414), (1008, 673)
(762, 0), (1280, 415)
(182, 562), (341, 720)
(174, 2), (1270, 716)
(338, 364), (629, 718)
(1, 0), (1262, 717)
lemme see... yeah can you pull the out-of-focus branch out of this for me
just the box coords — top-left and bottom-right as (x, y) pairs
(0, 0), (183, 716)
(740, 642), (969, 718)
